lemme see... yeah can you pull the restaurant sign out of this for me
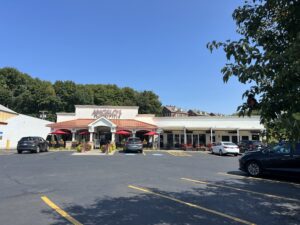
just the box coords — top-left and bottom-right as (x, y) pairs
(92, 109), (122, 119)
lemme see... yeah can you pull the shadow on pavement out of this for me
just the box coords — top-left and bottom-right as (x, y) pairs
(42, 179), (300, 225)
(227, 170), (300, 184)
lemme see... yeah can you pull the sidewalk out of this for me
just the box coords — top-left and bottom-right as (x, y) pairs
(72, 150), (116, 156)
(0, 149), (16, 155)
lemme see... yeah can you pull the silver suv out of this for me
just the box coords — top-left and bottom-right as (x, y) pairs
(124, 137), (143, 153)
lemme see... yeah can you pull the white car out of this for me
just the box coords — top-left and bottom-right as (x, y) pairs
(212, 142), (240, 156)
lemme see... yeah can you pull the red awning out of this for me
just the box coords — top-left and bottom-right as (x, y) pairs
(50, 130), (69, 135)
(116, 130), (131, 135)
(79, 131), (89, 135)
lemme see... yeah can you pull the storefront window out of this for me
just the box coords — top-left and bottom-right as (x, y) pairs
(222, 136), (230, 142)
(232, 136), (238, 144)
(242, 136), (249, 141)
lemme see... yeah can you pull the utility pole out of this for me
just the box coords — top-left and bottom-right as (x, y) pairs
(39, 111), (48, 120)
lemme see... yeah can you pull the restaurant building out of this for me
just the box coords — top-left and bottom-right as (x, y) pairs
(48, 105), (265, 149)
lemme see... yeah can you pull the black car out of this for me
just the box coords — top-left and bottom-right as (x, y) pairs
(239, 143), (300, 177)
(238, 140), (265, 153)
(17, 136), (49, 154)
(123, 137), (143, 153)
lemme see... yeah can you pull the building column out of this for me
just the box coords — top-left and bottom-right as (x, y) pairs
(210, 128), (213, 143)
(184, 128), (187, 145)
(72, 130), (76, 142)
(89, 132), (93, 142)
(158, 132), (161, 150)
(132, 130), (136, 137)
(173, 134), (175, 148)
(237, 129), (240, 143)
(111, 132), (115, 143)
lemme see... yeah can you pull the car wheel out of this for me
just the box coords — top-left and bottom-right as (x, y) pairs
(234, 153), (238, 156)
(17, 150), (22, 154)
(219, 150), (223, 156)
(45, 146), (49, 152)
(246, 161), (261, 177)
(36, 146), (40, 153)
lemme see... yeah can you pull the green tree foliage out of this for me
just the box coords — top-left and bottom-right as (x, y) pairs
(0, 67), (162, 121)
(136, 91), (162, 114)
(208, 0), (300, 143)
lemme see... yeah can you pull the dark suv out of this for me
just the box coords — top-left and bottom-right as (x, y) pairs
(239, 143), (300, 177)
(238, 140), (265, 153)
(17, 136), (49, 154)
(124, 137), (143, 153)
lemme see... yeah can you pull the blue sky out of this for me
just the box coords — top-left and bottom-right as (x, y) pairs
(0, 0), (248, 114)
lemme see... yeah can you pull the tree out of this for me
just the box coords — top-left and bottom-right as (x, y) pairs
(136, 91), (162, 115)
(207, 0), (300, 144)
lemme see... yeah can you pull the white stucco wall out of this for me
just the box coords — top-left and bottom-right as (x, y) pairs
(0, 114), (52, 149)
(56, 113), (76, 122)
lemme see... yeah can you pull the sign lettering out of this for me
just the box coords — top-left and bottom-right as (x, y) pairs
(92, 109), (122, 119)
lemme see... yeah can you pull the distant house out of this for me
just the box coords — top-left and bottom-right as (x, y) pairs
(188, 110), (209, 116)
(162, 106), (188, 117)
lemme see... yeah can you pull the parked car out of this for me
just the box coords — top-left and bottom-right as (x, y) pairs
(239, 143), (300, 177)
(17, 136), (49, 154)
(238, 140), (265, 153)
(123, 137), (143, 153)
(212, 142), (240, 156)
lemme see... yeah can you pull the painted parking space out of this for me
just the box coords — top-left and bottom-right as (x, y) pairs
(217, 172), (300, 188)
(41, 196), (83, 225)
(128, 185), (255, 225)
(181, 177), (300, 203)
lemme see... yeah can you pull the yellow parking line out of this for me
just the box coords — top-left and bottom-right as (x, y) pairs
(128, 185), (255, 225)
(217, 172), (300, 187)
(41, 196), (83, 225)
(181, 178), (300, 203)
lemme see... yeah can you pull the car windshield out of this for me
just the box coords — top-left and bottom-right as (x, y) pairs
(20, 137), (36, 141)
(223, 142), (236, 146)
(128, 138), (141, 143)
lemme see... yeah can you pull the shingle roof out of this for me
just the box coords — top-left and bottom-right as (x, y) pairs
(48, 119), (157, 130)
(111, 119), (157, 130)
(0, 104), (18, 114)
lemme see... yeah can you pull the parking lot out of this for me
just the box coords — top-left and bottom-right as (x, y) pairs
(0, 150), (299, 225)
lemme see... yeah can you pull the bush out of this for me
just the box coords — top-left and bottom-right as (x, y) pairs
(76, 143), (92, 152)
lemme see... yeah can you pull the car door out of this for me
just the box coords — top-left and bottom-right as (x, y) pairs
(264, 145), (293, 172)
(289, 143), (300, 172)
(213, 143), (220, 154)
(39, 138), (46, 151)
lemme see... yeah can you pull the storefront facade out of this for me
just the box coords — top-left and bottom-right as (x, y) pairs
(48, 105), (265, 149)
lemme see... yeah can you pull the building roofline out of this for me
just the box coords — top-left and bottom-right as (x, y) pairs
(56, 113), (76, 115)
(75, 105), (139, 109)
(154, 115), (261, 120)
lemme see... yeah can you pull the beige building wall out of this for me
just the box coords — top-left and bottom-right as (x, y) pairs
(0, 111), (17, 122)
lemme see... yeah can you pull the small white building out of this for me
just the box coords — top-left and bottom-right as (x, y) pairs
(0, 105), (52, 149)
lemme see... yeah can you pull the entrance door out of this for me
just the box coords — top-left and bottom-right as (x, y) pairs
(232, 136), (238, 144)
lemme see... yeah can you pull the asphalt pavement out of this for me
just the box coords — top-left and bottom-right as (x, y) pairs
(0, 150), (299, 225)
